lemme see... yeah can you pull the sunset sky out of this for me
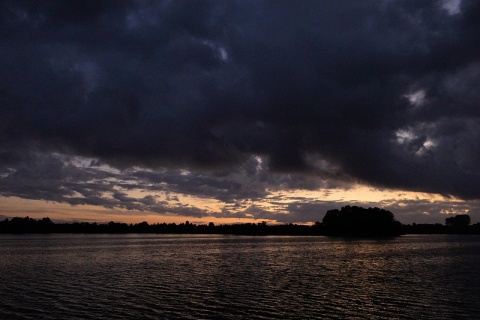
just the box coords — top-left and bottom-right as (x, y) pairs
(1, 0), (479, 225)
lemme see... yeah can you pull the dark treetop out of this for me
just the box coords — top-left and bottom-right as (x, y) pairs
(322, 206), (403, 236)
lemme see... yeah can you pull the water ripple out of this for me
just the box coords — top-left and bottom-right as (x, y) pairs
(1, 235), (480, 319)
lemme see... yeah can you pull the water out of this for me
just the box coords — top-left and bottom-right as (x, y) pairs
(1, 234), (479, 319)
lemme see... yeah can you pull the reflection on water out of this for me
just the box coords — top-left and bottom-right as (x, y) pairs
(1, 234), (479, 319)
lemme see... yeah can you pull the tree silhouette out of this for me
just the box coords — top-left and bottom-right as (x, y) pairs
(445, 214), (470, 227)
(322, 206), (402, 236)
(2, 211), (478, 235)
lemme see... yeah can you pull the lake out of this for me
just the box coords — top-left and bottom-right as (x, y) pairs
(1, 234), (479, 319)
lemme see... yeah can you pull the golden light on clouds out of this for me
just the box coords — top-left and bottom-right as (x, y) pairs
(0, 182), (471, 225)
(266, 184), (457, 204)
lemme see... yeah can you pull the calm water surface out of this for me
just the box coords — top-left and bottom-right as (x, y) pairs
(1, 234), (479, 319)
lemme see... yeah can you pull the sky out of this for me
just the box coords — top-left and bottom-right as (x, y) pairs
(1, 0), (480, 225)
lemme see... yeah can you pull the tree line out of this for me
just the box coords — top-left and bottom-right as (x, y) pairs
(0, 206), (479, 235)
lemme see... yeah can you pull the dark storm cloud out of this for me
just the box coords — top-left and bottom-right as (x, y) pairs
(0, 148), (342, 221)
(1, 148), (479, 223)
(1, 0), (480, 202)
(0, 149), (216, 216)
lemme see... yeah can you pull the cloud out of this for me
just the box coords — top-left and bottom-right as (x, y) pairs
(1, 148), (479, 224)
(1, 0), (480, 218)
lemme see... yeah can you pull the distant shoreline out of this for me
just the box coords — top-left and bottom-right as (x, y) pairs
(1, 217), (479, 235)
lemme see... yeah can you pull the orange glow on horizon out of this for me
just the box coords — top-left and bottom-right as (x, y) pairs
(0, 196), (271, 225)
(0, 183), (469, 225)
